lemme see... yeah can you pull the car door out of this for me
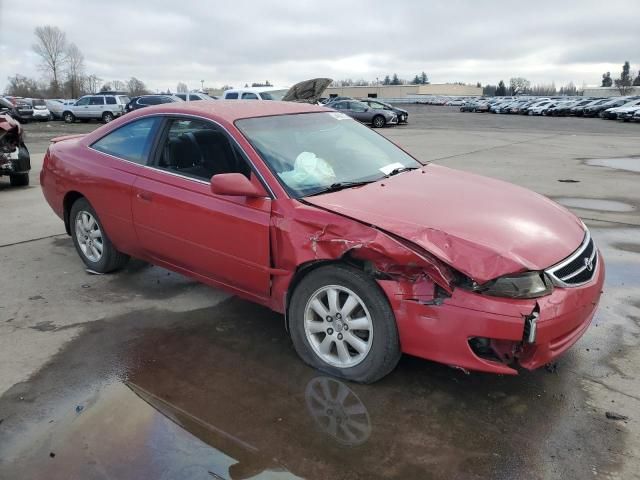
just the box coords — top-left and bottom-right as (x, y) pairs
(88, 116), (163, 253)
(88, 96), (104, 118)
(131, 117), (272, 300)
(348, 102), (371, 122)
(73, 97), (90, 118)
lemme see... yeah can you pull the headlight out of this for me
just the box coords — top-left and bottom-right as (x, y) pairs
(473, 271), (553, 299)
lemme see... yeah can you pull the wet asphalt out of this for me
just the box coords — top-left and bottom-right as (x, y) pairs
(0, 106), (639, 479)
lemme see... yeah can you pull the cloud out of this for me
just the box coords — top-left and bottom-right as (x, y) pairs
(0, 0), (638, 92)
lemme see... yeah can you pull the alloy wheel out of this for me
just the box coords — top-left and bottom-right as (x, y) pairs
(75, 210), (104, 262)
(304, 285), (373, 368)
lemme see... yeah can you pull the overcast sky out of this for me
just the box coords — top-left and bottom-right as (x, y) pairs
(0, 0), (638, 93)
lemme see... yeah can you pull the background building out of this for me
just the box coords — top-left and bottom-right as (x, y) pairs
(323, 83), (482, 101)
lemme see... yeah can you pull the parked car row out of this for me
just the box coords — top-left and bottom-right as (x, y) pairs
(458, 96), (640, 121)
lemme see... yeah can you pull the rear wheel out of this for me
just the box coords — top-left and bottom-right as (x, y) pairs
(63, 112), (75, 123)
(102, 112), (114, 123)
(9, 173), (29, 187)
(289, 265), (401, 383)
(70, 198), (129, 273)
(372, 115), (386, 128)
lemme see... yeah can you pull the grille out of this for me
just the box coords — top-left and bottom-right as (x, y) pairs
(546, 233), (597, 287)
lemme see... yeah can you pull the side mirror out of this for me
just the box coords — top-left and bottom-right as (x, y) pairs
(211, 173), (267, 198)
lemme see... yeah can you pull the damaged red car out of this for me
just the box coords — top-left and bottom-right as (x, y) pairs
(41, 101), (604, 383)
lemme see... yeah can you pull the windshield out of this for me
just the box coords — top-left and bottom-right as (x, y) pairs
(236, 112), (421, 197)
(259, 90), (288, 101)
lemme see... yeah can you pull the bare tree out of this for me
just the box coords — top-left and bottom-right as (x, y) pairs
(64, 43), (84, 98)
(5, 75), (41, 97)
(84, 74), (102, 94)
(509, 77), (530, 95)
(32, 26), (69, 95)
(176, 82), (188, 93)
(127, 77), (149, 96)
(112, 80), (126, 92)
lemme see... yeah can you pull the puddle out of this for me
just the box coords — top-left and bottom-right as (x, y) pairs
(555, 197), (636, 212)
(2, 228), (639, 479)
(586, 157), (640, 173)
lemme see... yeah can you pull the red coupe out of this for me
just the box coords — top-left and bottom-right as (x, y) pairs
(41, 101), (604, 382)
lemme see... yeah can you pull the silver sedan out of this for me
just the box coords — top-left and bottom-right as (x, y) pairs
(329, 100), (398, 127)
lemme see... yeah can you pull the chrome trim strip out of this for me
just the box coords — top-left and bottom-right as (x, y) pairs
(88, 112), (277, 199)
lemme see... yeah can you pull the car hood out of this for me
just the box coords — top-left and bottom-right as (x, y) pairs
(305, 165), (585, 283)
(282, 78), (333, 104)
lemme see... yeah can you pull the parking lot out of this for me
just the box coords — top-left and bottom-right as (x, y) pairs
(1, 105), (639, 479)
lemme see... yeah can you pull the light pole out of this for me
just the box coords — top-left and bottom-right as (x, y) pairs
(200, 80), (204, 91)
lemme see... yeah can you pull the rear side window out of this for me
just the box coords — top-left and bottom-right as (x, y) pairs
(225, 92), (238, 99)
(141, 96), (162, 105)
(105, 97), (116, 105)
(91, 117), (161, 164)
(89, 97), (104, 105)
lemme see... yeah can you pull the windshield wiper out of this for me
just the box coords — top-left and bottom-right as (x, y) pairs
(307, 179), (378, 196)
(385, 166), (419, 177)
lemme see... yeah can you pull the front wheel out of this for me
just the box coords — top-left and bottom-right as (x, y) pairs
(70, 198), (129, 272)
(63, 112), (75, 123)
(289, 265), (401, 383)
(372, 115), (386, 128)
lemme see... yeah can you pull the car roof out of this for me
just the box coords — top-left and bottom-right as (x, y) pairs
(111, 100), (330, 123)
(225, 86), (288, 94)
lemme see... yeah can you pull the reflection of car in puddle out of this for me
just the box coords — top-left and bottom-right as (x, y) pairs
(126, 375), (372, 478)
(305, 377), (371, 446)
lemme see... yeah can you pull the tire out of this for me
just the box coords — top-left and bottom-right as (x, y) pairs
(63, 112), (75, 123)
(288, 264), (401, 383)
(9, 173), (29, 187)
(69, 197), (129, 273)
(102, 112), (115, 123)
(372, 115), (386, 128)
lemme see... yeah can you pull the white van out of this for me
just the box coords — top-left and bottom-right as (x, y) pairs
(222, 86), (290, 101)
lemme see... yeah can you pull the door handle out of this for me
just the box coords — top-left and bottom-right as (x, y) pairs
(136, 191), (153, 202)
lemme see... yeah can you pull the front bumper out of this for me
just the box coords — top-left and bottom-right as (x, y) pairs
(0, 146), (31, 175)
(379, 251), (604, 374)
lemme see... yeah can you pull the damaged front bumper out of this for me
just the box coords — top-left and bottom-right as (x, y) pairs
(378, 252), (605, 375)
(0, 146), (31, 176)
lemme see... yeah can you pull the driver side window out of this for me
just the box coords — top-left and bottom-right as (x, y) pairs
(155, 119), (251, 181)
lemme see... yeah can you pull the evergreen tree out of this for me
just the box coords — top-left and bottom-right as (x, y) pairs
(615, 61), (632, 94)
